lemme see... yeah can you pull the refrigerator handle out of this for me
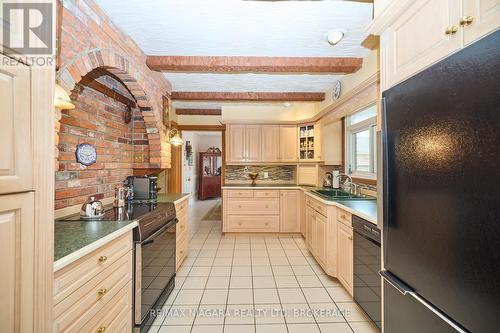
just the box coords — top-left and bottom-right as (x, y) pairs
(380, 270), (470, 333)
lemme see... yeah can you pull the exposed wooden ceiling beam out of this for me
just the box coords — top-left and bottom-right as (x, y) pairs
(176, 108), (222, 116)
(171, 92), (325, 102)
(146, 56), (362, 74)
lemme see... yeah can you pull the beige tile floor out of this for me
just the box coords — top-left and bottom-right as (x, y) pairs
(148, 199), (379, 333)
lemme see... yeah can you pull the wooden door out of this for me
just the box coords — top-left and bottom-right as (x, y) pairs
(261, 125), (280, 162)
(322, 120), (343, 165)
(0, 57), (32, 194)
(314, 121), (323, 161)
(245, 125), (261, 162)
(462, 0), (500, 46)
(0, 192), (35, 332)
(337, 221), (354, 295)
(383, 0), (462, 88)
(314, 212), (328, 266)
(279, 125), (298, 162)
(279, 190), (300, 232)
(227, 125), (246, 162)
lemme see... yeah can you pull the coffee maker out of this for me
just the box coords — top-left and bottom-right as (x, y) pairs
(124, 176), (159, 203)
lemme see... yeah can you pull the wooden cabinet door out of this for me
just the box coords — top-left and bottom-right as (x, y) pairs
(245, 125), (262, 162)
(314, 121), (323, 161)
(383, 0), (462, 88)
(305, 206), (314, 249)
(261, 125), (280, 162)
(314, 213), (328, 266)
(227, 125), (246, 162)
(279, 190), (300, 232)
(462, 0), (500, 46)
(322, 120), (343, 165)
(0, 57), (32, 194)
(337, 221), (354, 295)
(279, 125), (298, 162)
(0, 192), (35, 332)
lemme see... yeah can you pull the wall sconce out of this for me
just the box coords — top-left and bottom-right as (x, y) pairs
(168, 128), (184, 146)
(54, 84), (75, 109)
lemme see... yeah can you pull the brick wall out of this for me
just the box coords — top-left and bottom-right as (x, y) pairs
(55, 0), (173, 210)
(55, 75), (137, 209)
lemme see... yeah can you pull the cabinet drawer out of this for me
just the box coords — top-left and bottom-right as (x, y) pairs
(53, 252), (132, 333)
(175, 199), (188, 216)
(80, 281), (133, 333)
(227, 215), (280, 232)
(306, 197), (327, 217)
(227, 190), (254, 198)
(176, 212), (188, 239)
(337, 209), (352, 227)
(54, 231), (132, 305)
(227, 198), (280, 215)
(254, 190), (279, 198)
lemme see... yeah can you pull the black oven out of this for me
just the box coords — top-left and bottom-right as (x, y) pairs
(353, 215), (381, 330)
(133, 204), (177, 331)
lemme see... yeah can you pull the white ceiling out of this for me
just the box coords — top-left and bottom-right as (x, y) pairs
(95, 0), (373, 107)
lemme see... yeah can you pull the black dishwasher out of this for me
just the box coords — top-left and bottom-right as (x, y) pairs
(353, 215), (381, 329)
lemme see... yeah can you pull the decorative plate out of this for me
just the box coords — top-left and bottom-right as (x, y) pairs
(333, 80), (342, 100)
(76, 143), (97, 166)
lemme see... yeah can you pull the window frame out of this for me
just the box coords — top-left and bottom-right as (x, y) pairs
(345, 104), (377, 179)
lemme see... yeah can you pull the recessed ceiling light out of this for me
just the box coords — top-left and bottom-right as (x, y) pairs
(283, 102), (291, 108)
(325, 29), (345, 46)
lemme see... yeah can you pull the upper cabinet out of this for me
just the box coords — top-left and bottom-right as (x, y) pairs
(279, 125), (298, 162)
(298, 122), (322, 162)
(322, 120), (343, 166)
(226, 124), (298, 164)
(370, 0), (500, 90)
(0, 58), (33, 194)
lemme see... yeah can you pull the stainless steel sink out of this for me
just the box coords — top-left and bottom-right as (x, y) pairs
(311, 189), (375, 200)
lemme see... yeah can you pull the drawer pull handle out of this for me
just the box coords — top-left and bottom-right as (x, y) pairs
(97, 327), (107, 333)
(348, 235), (353, 240)
(459, 16), (474, 26)
(97, 288), (108, 296)
(445, 25), (458, 35)
(341, 215), (346, 219)
(98, 256), (107, 263)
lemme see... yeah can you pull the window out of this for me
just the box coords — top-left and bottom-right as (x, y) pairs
(345, 104), (377, 178)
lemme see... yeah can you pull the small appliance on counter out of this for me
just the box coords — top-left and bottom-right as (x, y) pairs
(124, 175), (159, 203)
(80, 196), (105, 220)
(332, 170), (340, 189)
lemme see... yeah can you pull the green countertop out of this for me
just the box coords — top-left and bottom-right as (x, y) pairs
(54, 219), (137, 261)
(54, 192), (190, 263)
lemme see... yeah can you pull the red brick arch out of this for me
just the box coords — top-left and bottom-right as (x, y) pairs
(56, 49), (166, 169)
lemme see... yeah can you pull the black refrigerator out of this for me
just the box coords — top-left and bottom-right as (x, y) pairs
(381, 30), (500, 333)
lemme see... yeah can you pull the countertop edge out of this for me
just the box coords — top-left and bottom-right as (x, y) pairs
(173, 193), (191, 205)
(303, 191), (377, 225)
(222, 185), (302, 189)
(53, 221), (138, 272)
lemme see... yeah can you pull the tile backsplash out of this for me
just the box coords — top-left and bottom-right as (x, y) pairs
(225, 165), (295, 183)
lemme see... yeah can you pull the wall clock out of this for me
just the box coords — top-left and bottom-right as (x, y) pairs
(333, 80), (342, 100)
(75, 143), (97, 166)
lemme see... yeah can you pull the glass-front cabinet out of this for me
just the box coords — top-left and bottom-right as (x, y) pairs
(299, 122), (321, 161)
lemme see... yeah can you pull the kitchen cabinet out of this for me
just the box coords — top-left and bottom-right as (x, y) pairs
(370, 0), (499, 90)
(337, 216), (354, 296)
(305, 206), (314, 248)
(299, 122), (322, 161)
(0, 192), (35, 332)
(312, 212), (328, 267)
(279, 190), (301, 232)
(298, 164), (318, 186)
(53, 231), (133, 333)
(261, 125), (281, 162)
(227, 124), (246, 163)
(175, 197), (189, 270)
(280, 125), (298, 162)
(0, 57), (32, 194)
(246, 125), (262, 162)
(321, 120), (343, 165)
(463, 0), (500, 46)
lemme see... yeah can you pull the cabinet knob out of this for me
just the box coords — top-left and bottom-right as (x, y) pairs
(98, 256), (107, 263)
(97, 327), (107, 333)
(97, 288), (108, 296)
(238, 222), (242, 226)
(265, 223), (269, 226)
(445, 25), (459, 35)
(459, 16), (474, 26)
(348, 235), (353, 241)
(341, 215), (346, 219)
(238, 205), (242, 208)
(265, 205), (269, 208)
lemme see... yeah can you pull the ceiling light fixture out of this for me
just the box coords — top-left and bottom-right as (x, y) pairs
(168, 128), (184, 146)
(325, 29), (345, 46)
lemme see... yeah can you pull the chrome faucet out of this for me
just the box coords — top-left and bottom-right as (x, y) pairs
(338, 173), (353, 193)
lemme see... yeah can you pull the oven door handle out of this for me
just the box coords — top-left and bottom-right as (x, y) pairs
(142, 238), (154, 246)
